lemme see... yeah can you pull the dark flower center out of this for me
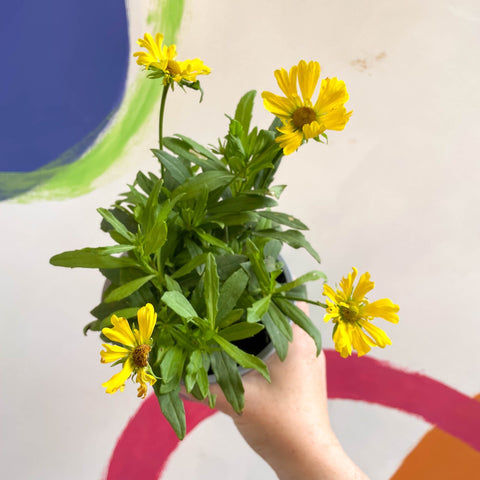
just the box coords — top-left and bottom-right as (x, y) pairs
(292, 107), (317, 129)
(132, 344), (151, 368)
(339, 305), (358, 323)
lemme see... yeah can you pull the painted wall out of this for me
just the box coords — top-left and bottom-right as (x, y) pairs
(1, 0), (479, 478)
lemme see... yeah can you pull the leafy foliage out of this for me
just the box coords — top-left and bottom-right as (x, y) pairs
(50, 91), (325, 439)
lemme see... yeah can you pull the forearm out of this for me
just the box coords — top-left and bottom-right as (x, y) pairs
(266, 434), (369, 480)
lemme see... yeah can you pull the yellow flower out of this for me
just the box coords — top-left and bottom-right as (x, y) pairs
(323, 268), (399, 358)
(101, 303), (157, 398)
(262, 60), (352, 155)
(133, 33), (210, 84)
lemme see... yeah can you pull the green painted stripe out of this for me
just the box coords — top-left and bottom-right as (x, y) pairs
(5, 0), (185, 203)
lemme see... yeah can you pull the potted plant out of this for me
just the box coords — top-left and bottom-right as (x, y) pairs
(50, 32), (399, 439)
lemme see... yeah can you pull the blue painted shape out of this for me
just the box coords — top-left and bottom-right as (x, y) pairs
(0, 0), (129, 172)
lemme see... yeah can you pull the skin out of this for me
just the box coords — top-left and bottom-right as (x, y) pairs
(184, 311), (369, 479)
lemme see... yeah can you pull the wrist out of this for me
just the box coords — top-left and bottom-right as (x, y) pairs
(265, 428), (368, 480)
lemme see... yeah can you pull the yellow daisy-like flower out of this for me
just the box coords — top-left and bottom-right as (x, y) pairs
(323, 268), (399, 358)
(262, 60), (352, 155)
(133, 32), (210, 84)
(101, 303), (157, 398)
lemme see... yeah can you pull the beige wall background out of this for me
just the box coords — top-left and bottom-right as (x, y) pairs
(1, 0), (479, 478)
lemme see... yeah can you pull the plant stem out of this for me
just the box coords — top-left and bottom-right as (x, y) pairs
(159, 84), (169, 150)
(282, 295), (328, 309)
(158, 84), (169, 179)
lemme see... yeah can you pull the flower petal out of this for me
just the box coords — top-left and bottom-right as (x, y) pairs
(323, 284), (338, 303)
(137, 303), (157, 343)
(363, 299), (400, 323)
(333, 322), (353, 358)
(135, 368), (157, 399)
(134, 32), (209, 82)
(262, 92), (299, 119)
(302, 120), (325, 139)
(323, 302), (340, 323)
(297, 60), (320, 103)
(339, 267), (358, 298)
(315, 77), (350, 113)
(178, 58), (211, 81)
(322, 106), (353, 131)
(274, 67), (298, 97)
(102, 359), (134, 394)
(350, 325), (373, 356)
(359, 320), (392, 347)
(102, 315), (136, 347)
(275, 126), (304, 155)
(352, 271), (374, 302)
(100, 343), (130, 364)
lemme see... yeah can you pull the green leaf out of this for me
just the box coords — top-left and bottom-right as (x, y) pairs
(245, 239), (270, 290)
(140, 177), (163, 230)
(275, 270), (326, 293)
(195, 229), (234, 253)
(191, 187), (209, 227)
(247, 295), (271, 323)
(217, 268), (249, 323)
(210, 351), (245, 414)
(204, 254), (219, 325)
(161, 346), (186, 383)
(234, 90), (256, 135)
(164, 137), (226, 171)
(207, 392), (217, 409)
(97, 208), (135, 242)
(208, 194), (277, 216)
(218, 308), (244, 328)
(171, 253), (208, 279)
(219, 322), (264, 342)
(264, 239), (282, 260)
(185, 350), (210, 400)
(269, 185), (287, 199)
(257, 211), (308, 230)
(254, 229), (321, 263)
(174, 134), (222, 163)
(268, 301), (294, 341)
(274, 298), (322, 355)
(215, 254), (248, 280)
(213, 334), (270, 381)
(206, 212), (258, 226)
(172, 171), (234, 201)
(229, 116), (244, 138)
(151, 149), (192, 185)
(140, 179), (171, 255)
(161, 291), (198, 319)
(135, 170), (153, 194)
(103, 274), (156, 303)
(143, 221), (168, 256)
(164, 275), (182, 293)
(225, 127), (246, 160)
(50, 247), (137, 269)
(262, 311), (289, 361)
(196, 367), (210, 399)
(154, 384), (186, 440)
(185, 350), (203, 393)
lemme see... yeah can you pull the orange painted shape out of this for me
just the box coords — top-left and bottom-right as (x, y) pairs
(391, 394), (480, 480)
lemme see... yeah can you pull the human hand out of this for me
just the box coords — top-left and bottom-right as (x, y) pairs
(183, 311), (369, 479)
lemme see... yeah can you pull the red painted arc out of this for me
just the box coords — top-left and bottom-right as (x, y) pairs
(106, 350), (480, 480)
